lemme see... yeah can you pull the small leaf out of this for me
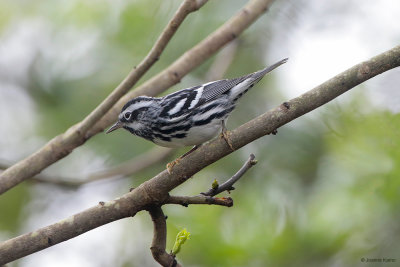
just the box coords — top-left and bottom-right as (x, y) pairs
(172, 228), (191, 255)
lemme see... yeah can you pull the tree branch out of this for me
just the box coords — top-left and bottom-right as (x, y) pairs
(0, 0), (209, 194)
(201, 154), (257, 196)
(1, 44), (399, 265)
(148, 207), (180, 267)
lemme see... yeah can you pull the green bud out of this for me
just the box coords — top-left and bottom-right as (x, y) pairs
(172, 228), (191, 255)
(212, 179), (219, 190)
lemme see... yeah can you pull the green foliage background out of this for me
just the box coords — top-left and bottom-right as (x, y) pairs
(0, 0), (399, 266)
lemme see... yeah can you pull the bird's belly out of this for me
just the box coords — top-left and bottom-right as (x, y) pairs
(181, 123), (222, 146)
(152, 121), (222, 148)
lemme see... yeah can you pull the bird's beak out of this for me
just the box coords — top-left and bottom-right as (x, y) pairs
(106, 121), (123, 134)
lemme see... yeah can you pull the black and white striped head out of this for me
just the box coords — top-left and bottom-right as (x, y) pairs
(106, 96), (157, 135)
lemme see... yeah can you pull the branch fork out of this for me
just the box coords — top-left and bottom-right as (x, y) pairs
(148, 154), (257, 266)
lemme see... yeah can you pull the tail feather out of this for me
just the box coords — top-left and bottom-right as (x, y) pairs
(229, 58), (288, 101)
(248, 58), (289, 85)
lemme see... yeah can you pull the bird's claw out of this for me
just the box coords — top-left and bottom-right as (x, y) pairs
(166, 158), (181, 174)
(166, 145), (199, 174)
(220, 130), (235, 151)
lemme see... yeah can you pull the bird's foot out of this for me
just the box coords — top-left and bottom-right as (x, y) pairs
(166, 145), (199, 174)
(220, 129), (235, 151)
(166, 158), (181, 174)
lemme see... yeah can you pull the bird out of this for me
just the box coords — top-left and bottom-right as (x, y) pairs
(106, 58), (288, 170)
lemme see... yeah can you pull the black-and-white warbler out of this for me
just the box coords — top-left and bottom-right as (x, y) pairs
(107, 58), (287, 152)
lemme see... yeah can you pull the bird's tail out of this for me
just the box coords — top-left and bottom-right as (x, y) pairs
(250, 58), (288, 84)
(230, 58), (288, 101)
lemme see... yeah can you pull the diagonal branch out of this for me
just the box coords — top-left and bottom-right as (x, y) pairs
(1, 45), (399, 265)
(0, 0), (209, 194)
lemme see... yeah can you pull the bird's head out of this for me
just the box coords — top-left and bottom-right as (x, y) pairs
(106, 96), (155, 134)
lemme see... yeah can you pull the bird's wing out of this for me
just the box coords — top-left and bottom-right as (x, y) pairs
(158, 58), (288, 118)
(159, 86), (201, 118)
(197, 76), (249, 103)
(197, 58), (288, 105)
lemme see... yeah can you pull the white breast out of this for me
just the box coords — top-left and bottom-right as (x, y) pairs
(181, 121), (222, 146)
(152, 120), (222, 147)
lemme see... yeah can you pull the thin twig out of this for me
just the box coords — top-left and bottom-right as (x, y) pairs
(201, 154), (257, 196)
(166, 195), (233, 207)
(0, 0), (208, 194)
(38, 147), (172, 187)
(84, 147), (173, 183)
(148, 206), (181, 267)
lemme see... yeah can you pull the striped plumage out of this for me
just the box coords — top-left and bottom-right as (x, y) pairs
(107, 58), (288, 147)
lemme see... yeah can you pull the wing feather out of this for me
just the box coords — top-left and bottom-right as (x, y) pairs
(159, 58), (288, 116)
(197, 58), (288, 105)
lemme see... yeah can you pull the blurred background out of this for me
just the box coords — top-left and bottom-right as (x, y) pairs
(1, 0), (400, 266)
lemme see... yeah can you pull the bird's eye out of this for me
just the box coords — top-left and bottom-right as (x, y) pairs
(124, 112), (132, 120)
